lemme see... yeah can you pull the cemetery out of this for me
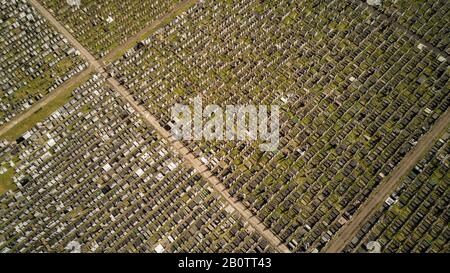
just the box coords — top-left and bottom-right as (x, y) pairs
(0, 0), (448, 253)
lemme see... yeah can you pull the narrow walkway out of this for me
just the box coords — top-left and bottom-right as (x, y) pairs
(26, 0), (290, 253)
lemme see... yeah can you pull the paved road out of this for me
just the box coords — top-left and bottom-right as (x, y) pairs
(324, 107), (450, 252)
(26, 0), (290, 253)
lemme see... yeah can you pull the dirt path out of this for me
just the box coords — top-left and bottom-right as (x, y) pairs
(24, 0), (290, 253)
(324, 107), (450, 252)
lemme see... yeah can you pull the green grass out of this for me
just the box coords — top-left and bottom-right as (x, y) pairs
(0, 167), (16, 195)
(13, 73), (52, 102)
(12, 58), (78, 103)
